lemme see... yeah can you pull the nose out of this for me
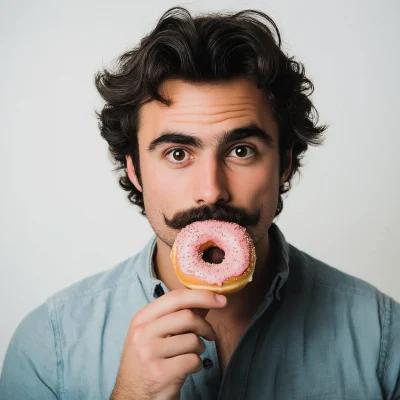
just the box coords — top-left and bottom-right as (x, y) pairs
(193, 155), (230, 206)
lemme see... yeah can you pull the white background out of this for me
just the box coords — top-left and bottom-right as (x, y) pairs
(1, 0), (399, 369)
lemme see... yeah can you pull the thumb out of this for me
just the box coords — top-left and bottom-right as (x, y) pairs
(191, 294), (227, 319)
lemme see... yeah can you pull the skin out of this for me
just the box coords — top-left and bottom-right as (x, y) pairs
(110, 290), (228, 400)
(112, 78), (293, 399)
(127, 78), (292, 322)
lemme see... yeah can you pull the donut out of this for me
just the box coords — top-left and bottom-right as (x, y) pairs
(170, 220), (256, 295)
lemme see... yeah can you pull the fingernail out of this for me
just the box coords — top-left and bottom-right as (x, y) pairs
(215, 294), (226, 304)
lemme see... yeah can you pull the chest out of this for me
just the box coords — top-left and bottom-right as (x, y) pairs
(192, 325), (384, 400)
(213, 321), (247, 375)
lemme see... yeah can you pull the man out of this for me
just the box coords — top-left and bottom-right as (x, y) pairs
(1, 6), (399, 400)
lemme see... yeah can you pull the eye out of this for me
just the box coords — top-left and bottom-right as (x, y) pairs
(227, 145), (255, 159)
(165, 148), (191, 164)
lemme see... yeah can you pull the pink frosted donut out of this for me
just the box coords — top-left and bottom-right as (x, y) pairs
(170, 220), (256, 295)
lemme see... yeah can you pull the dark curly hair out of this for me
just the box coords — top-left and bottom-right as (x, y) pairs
(95, 7), (327, 217)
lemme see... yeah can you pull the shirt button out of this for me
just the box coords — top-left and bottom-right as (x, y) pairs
(203, 358), (213, 369)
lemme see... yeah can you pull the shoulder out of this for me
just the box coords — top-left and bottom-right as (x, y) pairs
(2, 252), (140, 364)
(47, 236), (157, 306)
(288, 244), (386, 298)
(1, 245), (154, 398)
(0, 302), (58, 398)
(41, 249), (153, 344)
(287, 244), (400, 393)
(48, 253), (139, 304)
(383, 296), (400, 397)
(4, 301), (54, 353)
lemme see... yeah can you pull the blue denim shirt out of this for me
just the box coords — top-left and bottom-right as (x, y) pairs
(1, 224), (399, 399)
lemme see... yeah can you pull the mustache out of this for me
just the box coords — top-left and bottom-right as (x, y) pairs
(164, 204), (261, 230)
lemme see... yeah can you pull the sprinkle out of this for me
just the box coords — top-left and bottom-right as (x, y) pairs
(175, 220), (254, 286)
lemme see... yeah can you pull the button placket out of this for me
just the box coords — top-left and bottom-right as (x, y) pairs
(202, 358), (213, 369)
(207, 338), (220, 369)
(184, 338), (221, 399)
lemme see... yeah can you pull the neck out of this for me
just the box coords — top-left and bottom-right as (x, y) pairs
(154, 227), (276, 322)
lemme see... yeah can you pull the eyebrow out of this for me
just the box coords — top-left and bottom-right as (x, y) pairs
(147, 124), (274, 152)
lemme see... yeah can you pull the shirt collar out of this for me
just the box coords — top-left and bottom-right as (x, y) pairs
(267, 223), (290, 301)
(135, 222), (290, 301)
(134, 236), (160, 301)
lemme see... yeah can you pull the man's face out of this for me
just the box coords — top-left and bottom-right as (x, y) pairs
(127, 78), (291, 248)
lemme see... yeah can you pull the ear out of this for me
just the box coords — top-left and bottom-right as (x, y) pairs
(126, 155), (143, 192)
(280, 148), (293, 186)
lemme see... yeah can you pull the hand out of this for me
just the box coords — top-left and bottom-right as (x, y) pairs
(110, 288), (227, 400)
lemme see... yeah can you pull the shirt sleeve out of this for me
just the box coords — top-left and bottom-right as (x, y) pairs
(0, 302), (59, 399)
(381, 296), (400, 400)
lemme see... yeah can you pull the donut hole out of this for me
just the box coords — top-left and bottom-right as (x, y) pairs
(202, 246), (225, 264)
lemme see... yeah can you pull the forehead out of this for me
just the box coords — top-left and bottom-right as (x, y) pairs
(138, 78), (278, 142)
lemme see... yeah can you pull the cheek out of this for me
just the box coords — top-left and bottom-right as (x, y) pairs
(141, 159), (190, 211)
(232, 157), (280, 201)
(247, 174), (279, 206)
(142, 168), (169, 207)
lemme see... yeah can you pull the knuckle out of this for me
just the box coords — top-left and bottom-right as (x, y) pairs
(187, 353), (202, 370)
(130, 310), (143, 327)
(130, 323), (147, 345)
(187, 333), (199, 347)
(183, 309), (196, 321)
(199, 289), (214, 300)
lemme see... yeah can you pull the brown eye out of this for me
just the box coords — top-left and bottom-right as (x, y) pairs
(172, 149), (185, 161)
(166, 148), (190, 164)
(228, 145), (255, 159)
(235, 146), (248, 157)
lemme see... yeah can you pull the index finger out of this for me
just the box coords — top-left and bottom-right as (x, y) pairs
(132, 289), (227, 327)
